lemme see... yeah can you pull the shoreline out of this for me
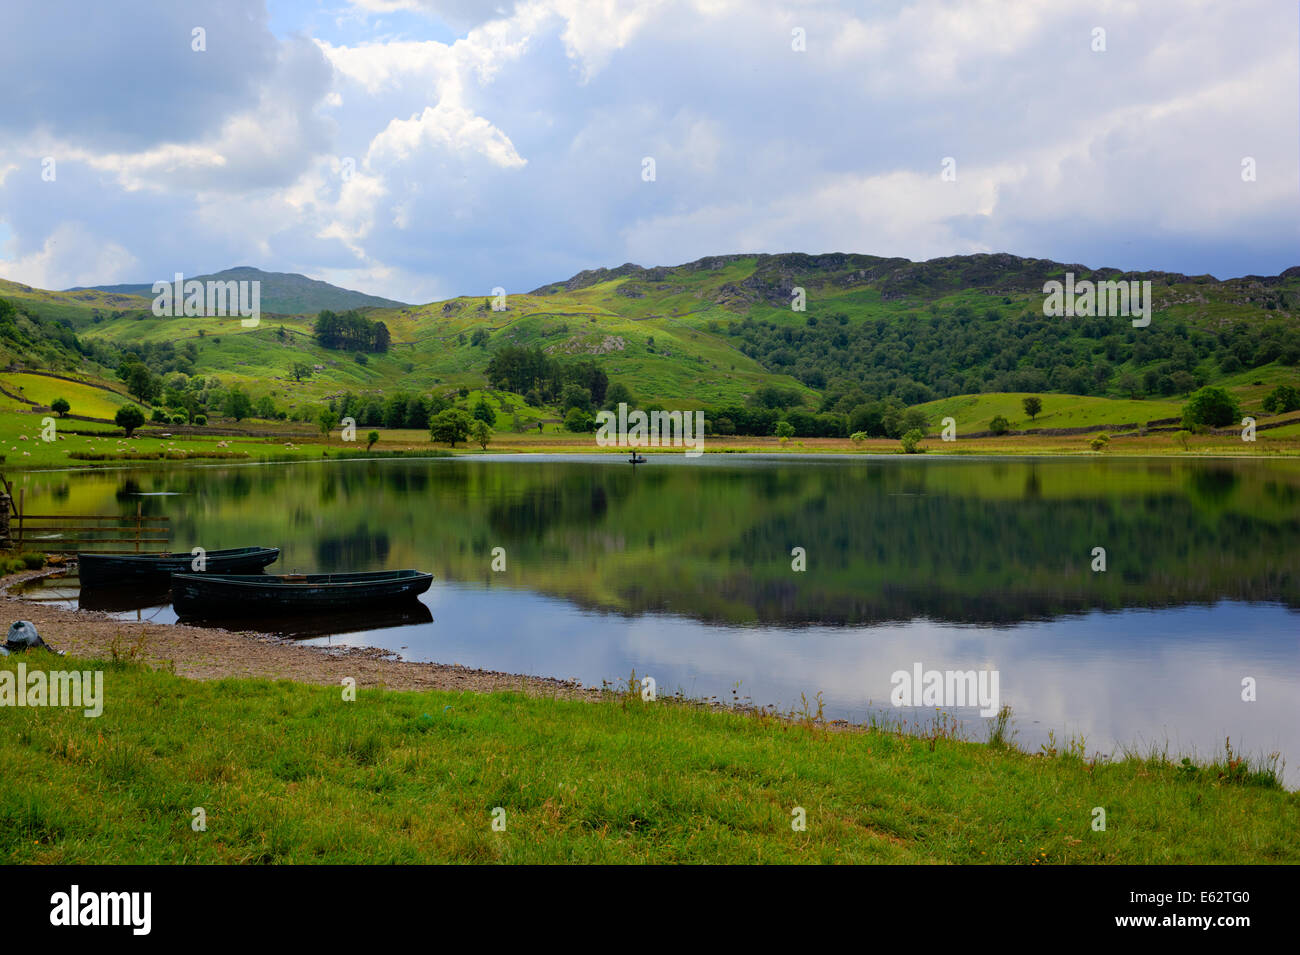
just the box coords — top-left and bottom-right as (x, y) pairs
(0, 568), (598, 699)
(3, 568), (1294, 797)
(4, 444), (1299, 476)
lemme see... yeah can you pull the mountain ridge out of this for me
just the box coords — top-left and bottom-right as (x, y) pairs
(2, 250), (1297, 429)
(67, 266), (407, 314)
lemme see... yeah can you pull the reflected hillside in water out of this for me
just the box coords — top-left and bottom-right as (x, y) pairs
(20, 456), (1300, 628)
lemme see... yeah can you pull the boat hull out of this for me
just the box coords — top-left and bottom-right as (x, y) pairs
(78, 547), (280, 586)
(170, 569), (433, 616)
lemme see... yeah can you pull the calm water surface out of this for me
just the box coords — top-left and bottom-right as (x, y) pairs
(17, 455), (1300, 783)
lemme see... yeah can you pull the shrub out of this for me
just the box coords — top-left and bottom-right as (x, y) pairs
(151, 407), (168, 423)
(1182, 386), (1239, 429)
(989, 415), (1011, 435)
(194, 415), (207, 426)
(900, 428), (924, 453)
(1261, 384), (1300, 414)
(563, 407), (593, 433)
(1090, 433), (1110, 452)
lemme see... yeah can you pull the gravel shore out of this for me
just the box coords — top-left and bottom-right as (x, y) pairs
(1, 568), (598, 699)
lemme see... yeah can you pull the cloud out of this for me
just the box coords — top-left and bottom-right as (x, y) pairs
(0, 222), (138, 290)
(2, 0), (1297, 300)
(368, 104), (527, 168)
(0, 0), (278, 152)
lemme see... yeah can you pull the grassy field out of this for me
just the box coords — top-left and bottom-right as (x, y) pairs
(0, 403), (1297, 471)
(0, 372), (140, 419)
(916, 392), (1186, 432)
(1, 652), (1294, 864)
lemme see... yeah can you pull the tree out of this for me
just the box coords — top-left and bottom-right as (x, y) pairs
(989, 415), (1011, 435)
(900, 428), (924, 453)
(121, 362), (159, 403)
(115, 405), (145, 438)
(317, 407), (336, 438)
(223, 388), (252, 421)
(471, 397), (497, 426)
(1090, 433), (1110, 452)
(471, 419), (492, 450)
(775, 420), (795, 441)
(563, 407), (593, 432)
(1117, 372), (1142, 399)
(1022, 396), (1042, 421)
(291, 362), (311, 382)
(1174, 430), (1191, 450)
(470, 328), (490, 347)
(848, 401), (885, 437)
(1262, 384), (1300, 414)
(367, 430), (379, 451)
(605, 382), (635, 409)
(1182, 386), (1239, 429)
(901, 408), (928, 433)
(50, 397), (70, 417)
(1169, 370), (1197, 396)
(880, 400), (906, 438)
(561, 383), (592, 414)
(430, 408), (473, 446)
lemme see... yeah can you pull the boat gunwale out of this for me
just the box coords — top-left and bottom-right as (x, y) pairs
(170, 570), (432, 590)
(79, 546), (279, 564)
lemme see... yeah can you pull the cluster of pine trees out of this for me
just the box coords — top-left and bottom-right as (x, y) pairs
(314, 309), (391, 352)
(485, 345), (609, 406)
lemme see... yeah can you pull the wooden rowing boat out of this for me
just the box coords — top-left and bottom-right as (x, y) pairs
(78, 546), (280, 586)
(170, 569), (433, 615)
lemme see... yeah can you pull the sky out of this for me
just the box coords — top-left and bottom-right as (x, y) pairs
(0, 0), (1296, 304)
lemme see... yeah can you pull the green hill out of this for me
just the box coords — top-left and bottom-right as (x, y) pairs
(69, 267), (407, 315)
(1, 252), (1298, 435)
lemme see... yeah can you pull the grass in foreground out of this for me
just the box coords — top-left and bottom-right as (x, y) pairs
(1, 653), (1295, 864)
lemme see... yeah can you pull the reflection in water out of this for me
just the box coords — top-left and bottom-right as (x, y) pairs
(14, 455), (1300, 783)
(78, 579), (171, 613)
(177, 600), (433, 638)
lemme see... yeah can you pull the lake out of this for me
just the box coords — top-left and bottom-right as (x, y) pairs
(16, 454), (1300, 784)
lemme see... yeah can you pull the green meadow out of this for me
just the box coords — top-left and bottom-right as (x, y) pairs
(1, 653), (1294, 864)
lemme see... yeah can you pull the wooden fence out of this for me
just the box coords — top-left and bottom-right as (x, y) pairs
(10, 488), (170, 554)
